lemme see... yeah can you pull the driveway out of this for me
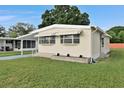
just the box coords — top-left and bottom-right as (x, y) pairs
(0, 54), (32, 60)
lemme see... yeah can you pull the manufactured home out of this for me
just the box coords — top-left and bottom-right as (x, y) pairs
(0, 24), (111, 63)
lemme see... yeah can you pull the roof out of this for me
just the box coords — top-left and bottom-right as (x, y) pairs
(31, 24), (91, 34)
(33, 24), (111, 38)
(16, 24), (91, 38)
(95, 26), (112, 38)
(0, 24), (111, 39)
(16, 33), (36, 39)
(91, 26), (111, 38)
(35, 29), (82, 37)
(0, 37), (18, 40)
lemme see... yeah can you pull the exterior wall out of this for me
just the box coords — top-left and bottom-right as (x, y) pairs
(101, 36), (110, 54)
(91, 31), (101, 59)
(91, 31), (110, 59)
(38, 28), (92, 58)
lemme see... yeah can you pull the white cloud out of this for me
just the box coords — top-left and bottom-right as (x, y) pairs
(0, 16), (16, 22)
(0, 10), (35, 14)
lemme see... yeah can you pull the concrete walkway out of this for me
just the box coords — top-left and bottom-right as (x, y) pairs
(0, 54), (32, 60)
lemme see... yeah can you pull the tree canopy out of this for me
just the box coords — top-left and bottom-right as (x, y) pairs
(8, 22), (36, 38)
(38, 5), (90, 28)
(0, 25), (6, 37)
(107, 26), (124, 43)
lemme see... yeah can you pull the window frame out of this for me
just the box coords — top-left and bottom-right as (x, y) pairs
(73, 34), (80, 44)
(39, 36), (56, 45)
(101, 38), (104, 47)
(15, 40), (21, 49)
(60, 34), (80, 44)
(23, 40), (36, 48)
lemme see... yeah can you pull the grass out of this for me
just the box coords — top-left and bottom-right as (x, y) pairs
(0, 51), (32, 57)
(0, 49), (124, 87)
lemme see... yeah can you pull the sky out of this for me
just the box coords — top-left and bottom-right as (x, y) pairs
(0, 5), (124, 31)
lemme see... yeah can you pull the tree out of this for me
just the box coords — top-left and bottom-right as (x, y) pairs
(0, 25), (6, 37)
(8, 22), (36, 38)
(8, 31), (17, 38)
(38, 5), (90, 28)
(107, 31), (117, 43)
(107, 26), (124, 43)
(118, 31), (124, 43)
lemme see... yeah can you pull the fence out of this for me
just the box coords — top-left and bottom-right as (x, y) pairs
(110, 43), (124, 48)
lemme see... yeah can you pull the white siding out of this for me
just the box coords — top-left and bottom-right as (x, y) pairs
(91, 31), (101, 59)
(101, 36), (110, 54)
(38, 28), (92, 58)
(91, 31), (110, 59)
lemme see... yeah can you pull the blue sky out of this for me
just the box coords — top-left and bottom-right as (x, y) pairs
(0, 5), (124, 31)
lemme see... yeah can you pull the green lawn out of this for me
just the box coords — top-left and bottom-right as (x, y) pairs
(0, 49), (124, 88)
(0, 51), (32, 57)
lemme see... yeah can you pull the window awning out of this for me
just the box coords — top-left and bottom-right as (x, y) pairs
(35, 32), (56, 37)
(55, 30), (81, 36)
(35, 30), (82, 37)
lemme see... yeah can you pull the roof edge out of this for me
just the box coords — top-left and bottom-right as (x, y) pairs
(95, 26), (112, 38)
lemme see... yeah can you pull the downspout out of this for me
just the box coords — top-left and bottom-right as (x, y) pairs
(90, 27), (93, 64)
(100, 33), (102, 58)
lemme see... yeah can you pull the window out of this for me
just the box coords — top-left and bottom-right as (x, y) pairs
(101, 38), (104, 47)
(73, 34), (80, 43)
(15, 40), (20, 49)
(50, 36), (55, 44)
(6, 40), (12, 44)
(61, 36), (63, 43)
(23, 40), (35, 48)
(39, 37), (49, 44)
(32, 41), (35, 48)
(64, 39), (72, 43)
(39, 36), (55, 44)
(27, 40), (31, 48)
(23, 40), (26, 48)
(64, 35), (72, 43)
(60, 34), (80, 44)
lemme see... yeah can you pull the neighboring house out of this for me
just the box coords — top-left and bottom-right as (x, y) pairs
(0, 32), (38, 52)
(0, 24), (111, 63)
(0, 37), (17, 51)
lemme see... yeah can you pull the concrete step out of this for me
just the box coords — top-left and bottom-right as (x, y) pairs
(51, 55), (90, 63)
(34, 53), (90, 63)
